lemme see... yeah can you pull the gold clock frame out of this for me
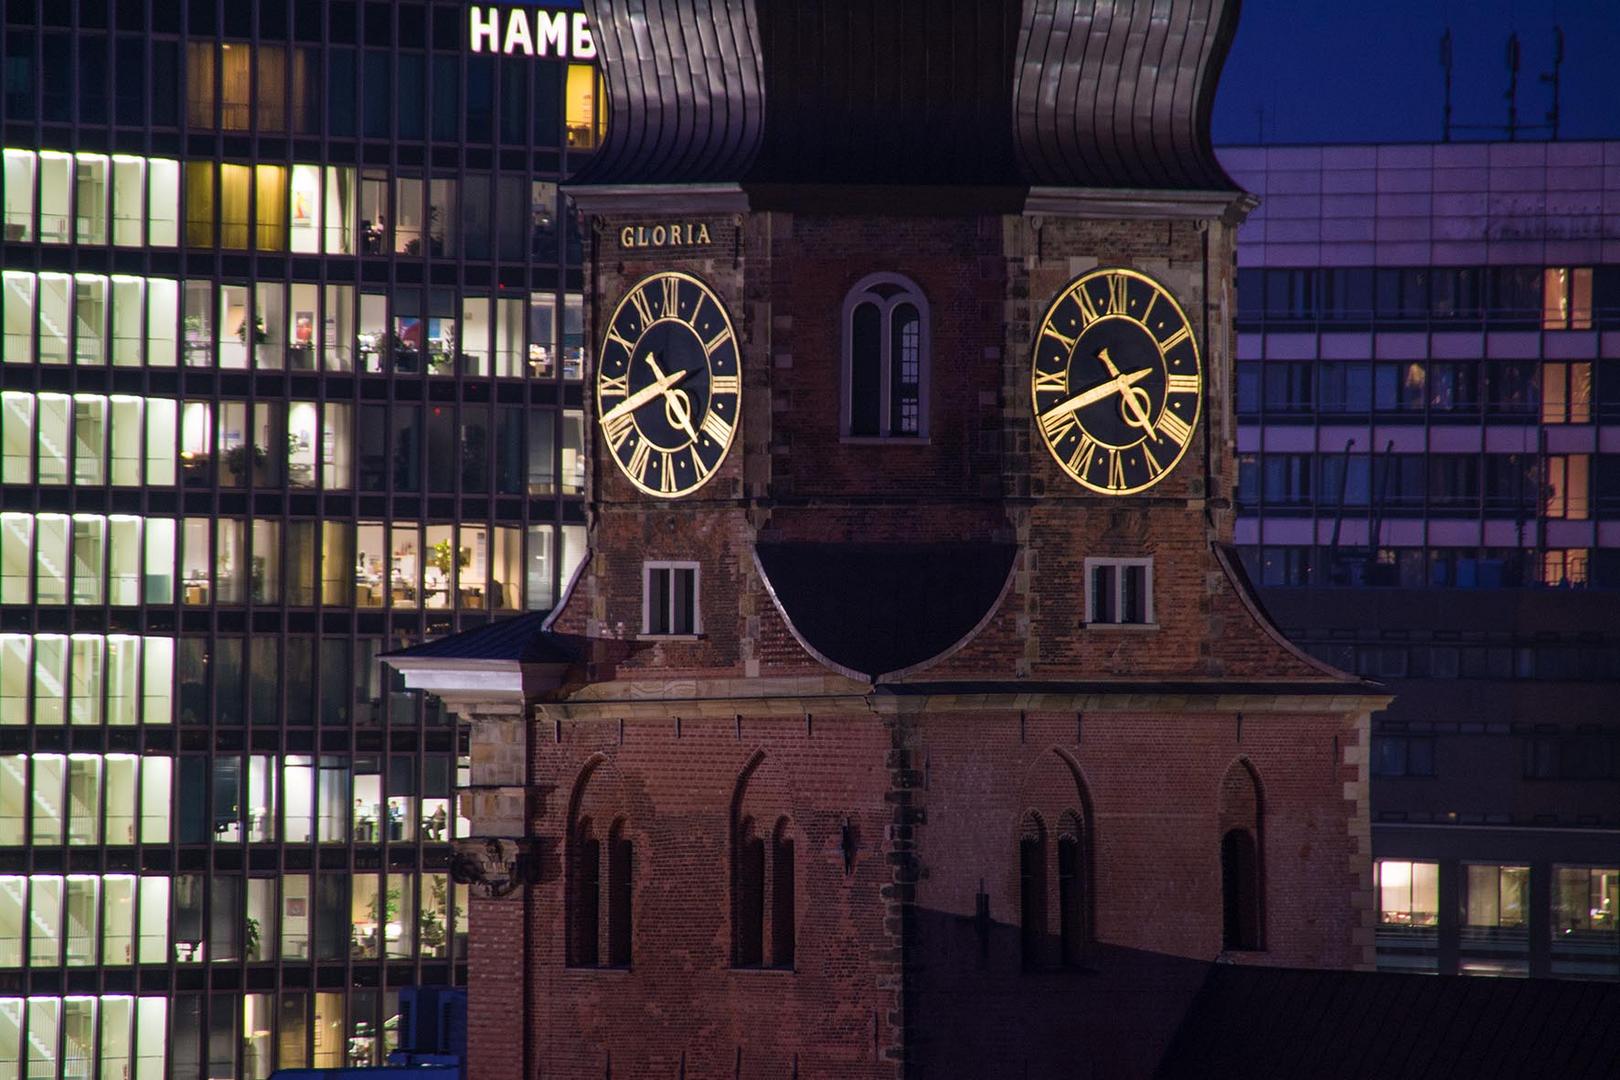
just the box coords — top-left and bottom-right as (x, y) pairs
(1029, 266), (1203, 496)
(596, 269), (742, 499)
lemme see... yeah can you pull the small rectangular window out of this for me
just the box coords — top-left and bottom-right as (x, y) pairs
(643, 563), (699, 636)
(1085, 558), (1152, 626)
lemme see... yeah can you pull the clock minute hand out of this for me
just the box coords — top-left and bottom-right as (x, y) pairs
(1043, 366), (1151, 421)
(600, 358), (690, 424)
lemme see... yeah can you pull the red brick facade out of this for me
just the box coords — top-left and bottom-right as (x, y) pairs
(444, 203), (1386, 1080)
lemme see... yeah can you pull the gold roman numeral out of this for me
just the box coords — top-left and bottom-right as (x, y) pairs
(703, 327), (733, 358)
(1042, 325), (1077, 352)
(660, 275), (680, 319)
(603, 411), (636, 453)
(1158, 325), (1191, 353)
(1166, 373), (1200, 396)
(1034, 368), (1068, 395)
(710, 374), (740, 395)
(630, 288), (656, 327)
(700, 410), (733, 445)
(627, 438), (651, 482)
(1107, 272), (1129, 315)
(690, 448), (713, 483)
(604, 327), (636, 354)
(1106, 449), (1127, 491)
(1073, 285), (1101, 327)
(1156, 407), (1193, 447)
(599, 372), (629, 399)
(1140, 290), (1159, 327)
(658, 451), (678, 494)
(1142, 440), (1165, 479)
(1040, 408), (1080, 443)
(1066, 432), (1096, 476)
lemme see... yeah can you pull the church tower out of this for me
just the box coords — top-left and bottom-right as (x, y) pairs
(388, 2), (1390, 1077)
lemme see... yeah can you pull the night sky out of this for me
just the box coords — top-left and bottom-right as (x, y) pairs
(1213, 0), (1620, 145)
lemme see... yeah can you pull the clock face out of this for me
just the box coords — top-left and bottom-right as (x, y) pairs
(596, 270), (741, 498)
(1030, 267), (1202, 495)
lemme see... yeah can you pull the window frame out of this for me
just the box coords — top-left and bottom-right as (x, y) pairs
(839, 272), (932, 441)
(1083, 557), (1155, 628)
(640, 561), (700, 639)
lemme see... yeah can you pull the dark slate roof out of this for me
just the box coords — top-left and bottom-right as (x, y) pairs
(1157, 964), (1620, 1080)
(575, 0), (1239, 194)
(755, 542), (1017, 678)
(380, 613), (574, 664)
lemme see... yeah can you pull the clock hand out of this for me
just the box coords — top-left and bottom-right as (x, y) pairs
(1094, 348), (1154, 431)
(642, 353), (699, 441)
(1041, 366), (1151, 422)
(601, 356), (690, 424)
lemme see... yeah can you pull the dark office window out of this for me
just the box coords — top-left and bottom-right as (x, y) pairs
(1483, 361), (1540, 414)
(362, 50), (390, 138)
(1262, 363), (1312, 412)
(1236, 453), (1259, 508)
(327, 47), (355, 135)
(1372, 735), (1436, 777)
(1259, 546), (1313, 586)
(1487, 266), (1543, 321)
(1321, 268), (1373, 321)
(319, 638), (350, 725)
(432, 54), (458, 141)
(1318, 362), (1372, 412)
(1431, 267), (1482, 320)
(1483, 455), (1538, 513)
(396, 53), (424, 140)
(358, 405), (387, 491)
(495, 406), (523, 495)
(1318, 454), (1371, 507)
(1235, 268), (1263, 322)
(467, 55), (493, 142)
(215, 638), (243, 725)
(177, 639), (209, 725)
(79, 35), (108, 123)
(1524, 736), (1560, 779)
(496, 177), (525, 261)
(1428, 455), (1480, 508)
(1221, 828), (1261, 950)
(1428, 362), (1480, 412)
(177, 759), (208, 843)
(250, 638), (279, 724)
(42, 34), (70, 121)
(425, 406), (455, 492)
(533, 62), (561, 146)
(3, 31), (33, 119)
(1262, 454), (1312, 505)
(115, 36), (144, 124)
(460, 405), (489, 493)
(462, 174), (490, 259)
(392, 405), (422, 492)
(150, 40), (178, 125)
(500, 62), (526, 144)
(1235, 362), (1261, 415)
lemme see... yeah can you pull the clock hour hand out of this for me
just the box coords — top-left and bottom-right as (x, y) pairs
(1042, 365), (1151, 422)
(601, 354), (690, 425)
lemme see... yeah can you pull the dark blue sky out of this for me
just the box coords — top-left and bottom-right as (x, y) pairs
(1213, 0), (1620, 145)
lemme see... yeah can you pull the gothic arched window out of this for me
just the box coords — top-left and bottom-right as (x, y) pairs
(1057, 809), (1092, 967)
(1018, 813), (1047, 970)
(606, 818), (634, 967)
(567, 816), (600, 967)
(842, 273), (931, 439)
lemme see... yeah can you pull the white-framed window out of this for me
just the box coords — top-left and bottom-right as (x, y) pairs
(1084, 558), (1153, 626)
(642, 562), (699, 636)
(841, 273), (930, 439)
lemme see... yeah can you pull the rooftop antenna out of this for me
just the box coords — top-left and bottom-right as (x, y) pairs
(1439, 29), (1453, 142)
(1505, 33), (1521, 141)
(1540, 26), (1564, 140)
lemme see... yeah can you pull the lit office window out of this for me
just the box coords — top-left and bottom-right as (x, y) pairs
(38, 151), (71, 243)
(564, 64), (603, 149)
(2, 149), (35, 241)
(1375, 859), (1439, 926)
(1542, 267), (1594, 330)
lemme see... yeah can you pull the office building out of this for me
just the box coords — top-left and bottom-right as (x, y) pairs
(1224, 140), (1620, 978)
(0, 1), (595, 1076)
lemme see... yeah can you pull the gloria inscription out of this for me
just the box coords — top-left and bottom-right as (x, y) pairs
(619, 223), (715, 250)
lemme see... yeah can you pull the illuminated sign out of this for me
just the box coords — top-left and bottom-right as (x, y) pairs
(469, 6), (596, 58)
(619, 223), (715, 249)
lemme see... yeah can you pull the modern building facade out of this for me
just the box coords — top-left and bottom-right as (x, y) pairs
(0, 2), (596, 1077)
(1223, 140), (1620, 978)
(392, 3), (1390, 1079)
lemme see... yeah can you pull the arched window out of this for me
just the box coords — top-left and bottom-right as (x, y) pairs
(770, 817), (795, 968)
(1057, 810), (1091, 967)
(842, 273), (930, 439)
(606, 818), (633, 967)
(733, 815), (765, 967)
(1018, 813), (1046, 970)
(1218, 759), (1264, 951)
(567, 816), (600, 967)
(1221, 828), (1261, 950)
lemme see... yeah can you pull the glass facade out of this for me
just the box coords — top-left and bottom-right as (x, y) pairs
(0, 2), (597, 1075)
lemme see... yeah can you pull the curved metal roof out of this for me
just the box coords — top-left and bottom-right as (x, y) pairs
(573, 0), (1239, 193)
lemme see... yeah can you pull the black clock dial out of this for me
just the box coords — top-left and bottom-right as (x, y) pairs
(1030, 268), (1202, 495)
(597, 271), (741, 498)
